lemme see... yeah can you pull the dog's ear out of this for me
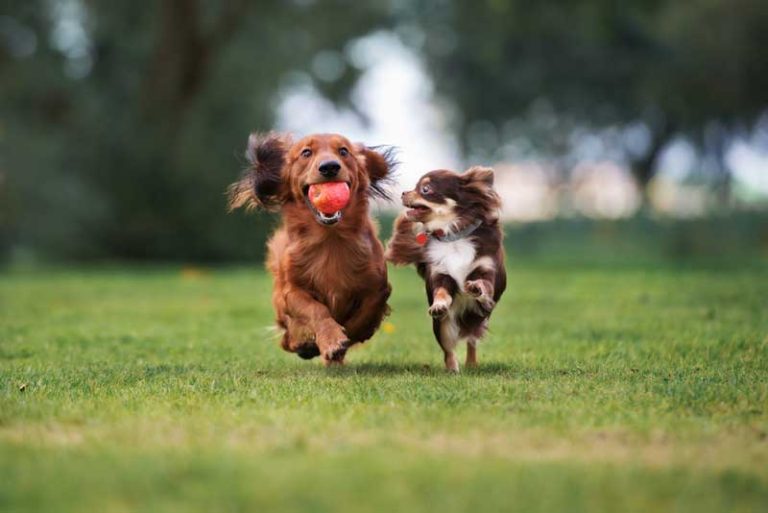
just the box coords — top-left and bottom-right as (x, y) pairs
(462, 166), (500, 221)
(462, 166), (495, 187)
(356, 144), (398, 200)
(228, 132), (292, 212)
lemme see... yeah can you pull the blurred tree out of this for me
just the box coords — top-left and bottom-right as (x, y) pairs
(3, 0), (766, 263)
(402, 0), (768, 202)
(1, 0), (394, 261)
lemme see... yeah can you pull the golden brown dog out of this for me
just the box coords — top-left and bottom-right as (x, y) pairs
(229, 133), (396, 364)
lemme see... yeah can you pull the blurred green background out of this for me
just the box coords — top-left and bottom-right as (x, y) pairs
(1, 0), (767, 265)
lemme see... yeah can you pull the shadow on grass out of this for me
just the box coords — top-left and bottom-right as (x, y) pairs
(324, 361), (626, 381)
(326, 361), (519, 377)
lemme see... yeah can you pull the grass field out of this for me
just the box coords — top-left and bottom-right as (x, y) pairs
(1, 261), (767, 512)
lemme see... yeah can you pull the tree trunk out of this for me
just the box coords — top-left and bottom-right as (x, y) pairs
(630, 122), (675, 209)
(139, 0), (249, 139)
(706, 124), (732, 209)
(140, 0), (206, 138)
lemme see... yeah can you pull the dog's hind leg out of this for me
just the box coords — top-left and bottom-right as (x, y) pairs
(428, 274), (460, 372)
(433, 317), (460, 373)
(466, 338), (478, 368)
(461, 316), (488, 369)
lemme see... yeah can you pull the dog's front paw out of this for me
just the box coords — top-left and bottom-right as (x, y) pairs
(465, 280), (483, 297)
(465, 280), (495, 314)
(321, 339), (349, 365)
(324, 344), (348, 365)
(428, 300), (450, 319)
(316, 321), (349, 364)
(296, 343), (321, 360)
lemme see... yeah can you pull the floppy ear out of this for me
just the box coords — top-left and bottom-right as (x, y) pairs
(228, 132), (291, 212)
(356, 144), (398, 200)
(462, 166), (494, 187)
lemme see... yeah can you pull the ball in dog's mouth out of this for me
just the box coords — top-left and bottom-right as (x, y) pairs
(304, 182), (350, 226)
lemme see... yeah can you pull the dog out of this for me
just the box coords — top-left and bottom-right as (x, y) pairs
(386, 167), (506, 372)
(229, 132), (396, 364)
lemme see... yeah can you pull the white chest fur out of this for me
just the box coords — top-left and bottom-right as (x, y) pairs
(426, 238), (477, 291)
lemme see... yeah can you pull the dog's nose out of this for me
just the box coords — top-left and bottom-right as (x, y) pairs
(318, 160), (341, 178)
(401, 192), (406, 199)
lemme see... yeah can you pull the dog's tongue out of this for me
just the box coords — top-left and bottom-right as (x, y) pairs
(308, 182), (350, 214)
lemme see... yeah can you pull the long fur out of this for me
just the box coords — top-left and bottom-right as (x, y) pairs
(364, 145), (399, 200)
(228, 132), (292, 212)
(229, 132), (397, 364)
(385, 214), (424, 266)
(386, 167), (506, 372)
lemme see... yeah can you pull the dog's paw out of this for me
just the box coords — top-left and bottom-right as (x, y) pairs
(465, 280), (495, 313)
(316, 321), (349, 364)
(428, 301), (450, 319)
(465, 280), (485, 297)
(477, 295), (496, 315)
(322, 336), (349, 361)
(296, 343), (321, 360)
(444, 353), (460, 373)
(323, 340), (349, 365)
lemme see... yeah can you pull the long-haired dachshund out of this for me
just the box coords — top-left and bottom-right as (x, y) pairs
(386, 167), (506, 372)
(229, 133), (396, 364)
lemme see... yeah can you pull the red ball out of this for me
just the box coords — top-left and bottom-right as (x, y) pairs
(308, 182), (350, 214)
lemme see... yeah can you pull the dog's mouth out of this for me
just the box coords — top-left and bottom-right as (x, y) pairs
(403, 200), (431, 220)
(302, 183), (349, 226)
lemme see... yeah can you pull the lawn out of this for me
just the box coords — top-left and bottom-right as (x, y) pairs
(1, 261), (767, 512)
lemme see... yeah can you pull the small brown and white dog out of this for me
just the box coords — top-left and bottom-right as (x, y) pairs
(229, 132), (396, 364)
(386, 167), (506, 372)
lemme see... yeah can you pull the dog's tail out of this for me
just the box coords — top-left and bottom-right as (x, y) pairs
(384, 214), (425, 266)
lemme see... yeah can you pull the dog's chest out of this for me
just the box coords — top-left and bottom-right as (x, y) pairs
(426, 238), (477, 289)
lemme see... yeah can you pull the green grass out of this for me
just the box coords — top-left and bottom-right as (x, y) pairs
(1, 262), (767, 512)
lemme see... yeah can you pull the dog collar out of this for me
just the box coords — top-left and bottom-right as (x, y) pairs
(417, 220), (482, 245)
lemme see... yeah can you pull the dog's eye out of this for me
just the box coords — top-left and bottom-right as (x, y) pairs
(339, 147), (349, 157)
(420, 184), (432, 195)
(301, 148), (312, 158)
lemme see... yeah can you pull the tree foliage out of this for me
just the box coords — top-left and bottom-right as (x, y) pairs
(1, 0), (766, 262)
(1, 0), (393, 261)
(404, 0), (768, 189)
